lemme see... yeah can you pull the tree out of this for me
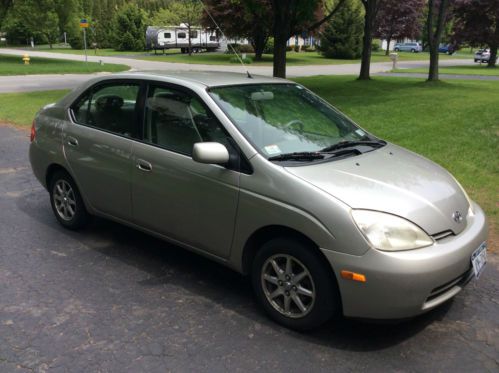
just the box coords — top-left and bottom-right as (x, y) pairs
(427, 0), (451, 81)
(151, 0), (203, 56)
(0, 0), (13, 29)
(375, 0), (425, 55)
(359, 0), (379, 80)
(201, 0), (272, 61)
(112, 3), (148, 51)
(11, 0), (60, 48)
(452, 0), (499, 67)
(319, 0), (363, 59)
(270, 0), (346, 78)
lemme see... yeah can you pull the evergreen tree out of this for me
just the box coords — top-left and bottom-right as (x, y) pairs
(111, 3), (148, 51)
(319, 0), (363, 59)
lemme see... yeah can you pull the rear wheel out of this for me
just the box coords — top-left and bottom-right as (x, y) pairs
(394, 48), (400, 52)
(411, 49), (416, 53)
(49, 170), (90, 230)
(251, 237), (340, 331)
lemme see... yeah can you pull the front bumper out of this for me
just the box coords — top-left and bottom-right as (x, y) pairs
(321, 202), (488, 319)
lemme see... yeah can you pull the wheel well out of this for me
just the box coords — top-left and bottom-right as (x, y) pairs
(45, 164), (68, 189)
(241, 225), (330, 276)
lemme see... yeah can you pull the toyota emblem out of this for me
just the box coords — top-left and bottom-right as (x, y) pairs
(452, 211), (463, 223)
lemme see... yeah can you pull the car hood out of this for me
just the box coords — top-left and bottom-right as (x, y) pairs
(285, 144), (470, 236)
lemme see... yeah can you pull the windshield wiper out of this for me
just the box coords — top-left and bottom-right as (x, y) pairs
(268, 152), (325, 162)
(320, 140), (386, 153)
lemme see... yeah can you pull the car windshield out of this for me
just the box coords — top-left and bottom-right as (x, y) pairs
(208, 83), (375, 159)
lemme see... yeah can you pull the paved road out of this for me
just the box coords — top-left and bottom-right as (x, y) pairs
(0, 125), (498, 372)
(0, 48), (476, 93)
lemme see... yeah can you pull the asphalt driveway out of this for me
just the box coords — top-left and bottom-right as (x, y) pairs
(0, 125), (498, 372)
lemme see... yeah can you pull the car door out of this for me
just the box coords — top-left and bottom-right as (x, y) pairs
(64, 80), (143, 221)
(131, 84), (241, 258)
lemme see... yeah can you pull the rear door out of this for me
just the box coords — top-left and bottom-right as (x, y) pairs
(64, 80), (143, 221)
(130, 83), (241, 258)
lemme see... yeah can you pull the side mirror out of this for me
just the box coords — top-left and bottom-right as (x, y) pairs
(192, 142), (230, 165)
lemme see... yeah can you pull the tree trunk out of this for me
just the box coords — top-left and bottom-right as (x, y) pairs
(359, 0), (377, 80)
(188, 25), (192, 56)
(427, 0), (449, 81)
(488, 44), (497, 68)
(385, 36), (391, 56)
(252, 32), (267, 61)
(428, 47), (439, 80)
(273, 32), (288, 78)
(271, 0), (293, 78)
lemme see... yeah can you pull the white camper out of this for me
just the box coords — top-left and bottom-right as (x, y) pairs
(146, 24), (219, 53)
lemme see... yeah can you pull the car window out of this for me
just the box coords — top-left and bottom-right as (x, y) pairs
(72, 82), (140, 138)
(144, 85), (231, 156)
(178, 32), (186, 39)
(164, 32), (171, 38)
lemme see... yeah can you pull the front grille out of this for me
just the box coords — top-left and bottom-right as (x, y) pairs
(432, 230), (454, 241)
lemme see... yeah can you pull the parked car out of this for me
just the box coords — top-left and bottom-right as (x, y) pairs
(29, 72), (488, 331)
(394, 42), (423, 53)
(438, 44), (455, 54)
(474, 49), (497, 63)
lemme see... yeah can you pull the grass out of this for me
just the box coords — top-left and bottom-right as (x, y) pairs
(0, 90), (69, 125)
(394, 65), (499, 76)
(0, 54), (129, 75)
(3, 44), (148, 56)
(0, 76), (496, 230)
(138, 50), (465, 66)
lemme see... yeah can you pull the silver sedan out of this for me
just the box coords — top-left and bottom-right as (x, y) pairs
(29, 72), (488, 330)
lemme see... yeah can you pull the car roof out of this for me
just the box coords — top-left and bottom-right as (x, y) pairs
(107, 71), (288, 89)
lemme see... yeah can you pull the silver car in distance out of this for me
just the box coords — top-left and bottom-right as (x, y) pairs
(29, 72), (488, 331)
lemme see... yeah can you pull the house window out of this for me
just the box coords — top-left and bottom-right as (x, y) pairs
(190, 31), (198, 38)
(178, 32), (186, 39)
(164, 32), (171, 38)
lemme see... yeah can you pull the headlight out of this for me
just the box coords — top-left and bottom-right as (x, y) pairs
(351, 210), (433, 251)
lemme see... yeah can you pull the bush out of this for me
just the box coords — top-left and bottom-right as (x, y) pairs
(302, 45), (316, 52)
(286, 45), (293, 52)
(294, 45), (300, 52)
(372, 41), (380, 52)
(112, 4), (147, 51)
(230, 56), (252, 64)
(239, 44), (254, 53)
(263, 38), (274, 54)
(319, 0), (363, 59)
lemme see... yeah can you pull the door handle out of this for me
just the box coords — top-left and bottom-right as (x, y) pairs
(67, 136), (78, 147)
(136, 159), (152, 172)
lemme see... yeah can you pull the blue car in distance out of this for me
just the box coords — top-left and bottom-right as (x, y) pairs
(438, 44), (455, 54)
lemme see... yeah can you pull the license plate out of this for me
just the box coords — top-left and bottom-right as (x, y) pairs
(471, 242), (487, 278)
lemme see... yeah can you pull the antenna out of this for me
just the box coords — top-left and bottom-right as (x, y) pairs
(197, 0), (253, 78)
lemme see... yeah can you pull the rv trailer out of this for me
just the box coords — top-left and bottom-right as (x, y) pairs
(146, 25), (219, 54)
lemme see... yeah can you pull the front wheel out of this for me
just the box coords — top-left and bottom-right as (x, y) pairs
(251, 237), (340, 331)
(49, 170), (90, 230)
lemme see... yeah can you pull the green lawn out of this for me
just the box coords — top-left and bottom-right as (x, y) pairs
(138, 50), (465, 66)
(394, 65), (499, 76)
(4, 44), (148, 56)
(0, 54), (129, 75)
(0, 76), (496, 230)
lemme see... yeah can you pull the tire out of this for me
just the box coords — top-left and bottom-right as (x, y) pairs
(251, 237), (340, 331)
(411, 49), (416, 53)
(49, 170), (90, 230)
(394, 48), (400, 52)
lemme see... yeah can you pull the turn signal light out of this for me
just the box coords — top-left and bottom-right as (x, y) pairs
(30, 120), (36, 142)
(341, 270), (366, 283)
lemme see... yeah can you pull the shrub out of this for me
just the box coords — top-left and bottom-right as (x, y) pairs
(111, 4), (147, 51)
(302, 45), (316, 52)
(319, 0), (363, 59)
(263, 38), (274, 54)
(239, 44), (254, 53)
(286, 45), (293, 52)
(372, 41), (380, 52)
